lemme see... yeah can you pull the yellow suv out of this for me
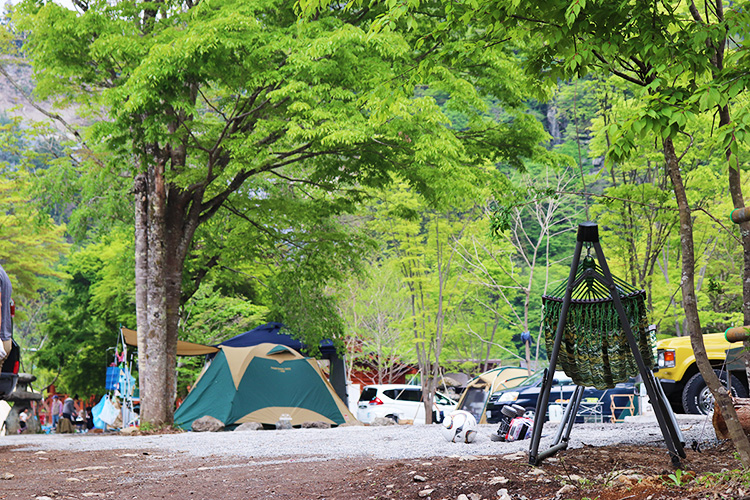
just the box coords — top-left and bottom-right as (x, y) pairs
(654, 332), (748, 414)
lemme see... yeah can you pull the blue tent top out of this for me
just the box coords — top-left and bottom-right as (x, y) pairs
(217, 322), (337, 356)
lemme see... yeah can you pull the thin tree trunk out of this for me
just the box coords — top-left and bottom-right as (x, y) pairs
(664, 137), (750, 466)
(134, 172), (150, 419)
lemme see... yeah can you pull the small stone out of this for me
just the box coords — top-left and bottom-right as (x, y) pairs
(385, 484), (394, 488)
(556, 484), (576, 497)
(501, 451), (526, 461)
(467, 494), (481, 500)
(616, 475), (637, 486)
(300, 421), (331, 429)
(1, 473), (14, 480)
(527, 468), (545, 476)
(235, 422), (263, 432)
(488, 476), (509, 485)
(66, 478), (81, 482)
(418, 488), (434, 497)
(496, 488), (511, 500)
(568, 474), (583, 482)
(414, 475), (428, 482)
(457, 495), (469, 500)
(35, 497), (53, 500)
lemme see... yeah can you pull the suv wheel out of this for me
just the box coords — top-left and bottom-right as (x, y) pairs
(682, 369), (748, 415)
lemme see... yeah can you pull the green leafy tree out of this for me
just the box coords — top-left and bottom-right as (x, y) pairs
(14, 0), (552, 424)
(34, 233), (134, 396)
(455, 164), (579, 372)
(361, 180), (487, 422)
(0, 118), (69, 361)
(332, 0), (750, 464)
(338, 263), (415, 385)
(497, 0), (750, 465)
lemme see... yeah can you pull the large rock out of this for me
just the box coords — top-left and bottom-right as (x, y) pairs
(235, 422), (263, 432)
(192, 416), (224, 432)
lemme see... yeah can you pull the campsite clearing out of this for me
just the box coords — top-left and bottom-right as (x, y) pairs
(0, 417), (746, 499)
(0, 439), (743, 499)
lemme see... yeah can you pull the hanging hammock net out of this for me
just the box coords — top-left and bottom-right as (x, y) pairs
(542, 255), (656, 390)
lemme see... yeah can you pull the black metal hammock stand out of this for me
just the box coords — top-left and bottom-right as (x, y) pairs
(528, 222), (686, 467)
(541, 256), (654, 390)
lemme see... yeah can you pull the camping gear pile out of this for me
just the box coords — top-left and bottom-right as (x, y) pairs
(490, 404), (532, 442)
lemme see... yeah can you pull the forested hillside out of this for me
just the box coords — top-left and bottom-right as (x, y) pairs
(0, 1), (746, 410)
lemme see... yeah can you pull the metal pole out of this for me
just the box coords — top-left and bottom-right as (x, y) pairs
(552, 385), (584, 445)
(592, 239), (685, 464)
(536, 386), (584, 462)
(528, 238), (584, 465)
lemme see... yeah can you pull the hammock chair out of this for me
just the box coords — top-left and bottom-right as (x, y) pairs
(528, 222), (685, 468)
(541, 255), (655, 390)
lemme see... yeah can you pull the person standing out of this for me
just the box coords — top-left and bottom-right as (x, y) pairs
(50, 395), (62, 428)
(62, 395), (76, 423)
(0, 263), (13, 372)
(85, 407), (94, 432)
(18, 408), (29, 434)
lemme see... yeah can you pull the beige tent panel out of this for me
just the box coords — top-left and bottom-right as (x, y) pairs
(223, 344), (302, 389)
(475, 367), (529, 394)
(237, 407), (337, 426)
(121, 327), (219, 356)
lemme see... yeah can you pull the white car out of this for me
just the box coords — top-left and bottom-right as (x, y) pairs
(357, 384), (457, 425)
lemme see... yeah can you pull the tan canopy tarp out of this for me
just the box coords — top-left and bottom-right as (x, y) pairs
(121, 328), (219, 356)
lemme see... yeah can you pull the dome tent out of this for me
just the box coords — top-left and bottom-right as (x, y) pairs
(215, 322), (347, 404)
(174, 343), (357, 430)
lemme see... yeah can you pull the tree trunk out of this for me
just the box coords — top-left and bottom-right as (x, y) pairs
(663, 137), (750, 466)
(134, 172), (150, 419)
(140, 158), (171, 426)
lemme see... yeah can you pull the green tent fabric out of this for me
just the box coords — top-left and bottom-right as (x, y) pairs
(174, 343), (359, 430)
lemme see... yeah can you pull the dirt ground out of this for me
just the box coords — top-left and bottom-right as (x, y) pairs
(0, 438), (748, 500)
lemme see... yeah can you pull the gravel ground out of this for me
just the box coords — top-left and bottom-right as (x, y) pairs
(0, 414), (712, 461)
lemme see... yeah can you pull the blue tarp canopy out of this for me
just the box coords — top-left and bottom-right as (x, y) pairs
(216, 322), (336, 356)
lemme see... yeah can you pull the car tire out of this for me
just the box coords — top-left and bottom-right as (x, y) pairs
(682, 369), (748, 415)
(386, 414), (399, 424)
